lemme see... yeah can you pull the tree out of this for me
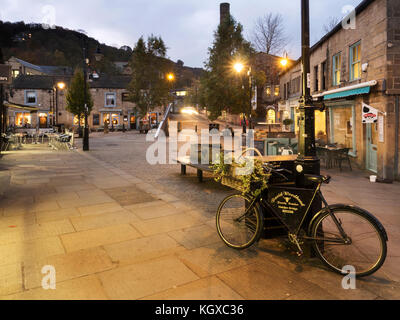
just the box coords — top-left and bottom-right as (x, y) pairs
(251, 13), (288, 55)
(127, 35), (173, 117)
(323, 16), (341, 34)
(66, 68), (93, 131)
(199, 14), (255, 121)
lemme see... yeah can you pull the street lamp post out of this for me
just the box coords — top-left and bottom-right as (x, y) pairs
(234, 62), (252, 134)
(295, 0), (320, 185)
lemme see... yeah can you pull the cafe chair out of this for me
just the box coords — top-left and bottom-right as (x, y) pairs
(333, 148), (352, 172)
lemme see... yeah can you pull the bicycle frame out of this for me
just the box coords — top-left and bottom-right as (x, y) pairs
(238, 181), (349, 244)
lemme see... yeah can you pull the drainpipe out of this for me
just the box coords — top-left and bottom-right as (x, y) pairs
(395, 96), (399, 180)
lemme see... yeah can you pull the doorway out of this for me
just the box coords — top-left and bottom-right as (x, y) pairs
(366, 123), (378, 173)
(38, 113), (48, 128)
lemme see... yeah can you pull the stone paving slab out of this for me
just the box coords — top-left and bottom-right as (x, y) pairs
(216, 261), (318, 300)
(61, 224), (142, 252)
(3, 275), (109, 300)
(131, 213), (205, 237)
(0, 263), (23, 296)
(98, 256), (199, 300)
(0, 219), (74, 245)
(142, 276), (244, 300)
(70, 210), (139, 231)
(177, 243), (259, 278)
(104, 234), (186, 266)
(23, 247), (114, 290)
(0, 237), (65, 266)
(168, 225), (221, 250)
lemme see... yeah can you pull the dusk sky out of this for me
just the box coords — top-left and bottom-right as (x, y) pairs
(1, 0), (363, 68)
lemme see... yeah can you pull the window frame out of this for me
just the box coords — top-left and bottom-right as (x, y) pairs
(349, 41), (361, 81)
(332, 53), (342, 86)
(105, 92), (117, 107)
(25, 90), (37, 105)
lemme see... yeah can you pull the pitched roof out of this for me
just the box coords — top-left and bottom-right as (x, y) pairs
(11, 74), (131, 90)
(88, 75), (132, 89)
(14, 58), (73, 76)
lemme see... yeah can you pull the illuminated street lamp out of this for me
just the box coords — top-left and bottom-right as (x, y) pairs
(53, 81), (66, 128)
(233, 61), (252, 134)
(167, 73), (175, 82)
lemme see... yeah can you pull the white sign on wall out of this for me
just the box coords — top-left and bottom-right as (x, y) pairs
(378, 116), (384, 143)
(362, 103), (378, 124)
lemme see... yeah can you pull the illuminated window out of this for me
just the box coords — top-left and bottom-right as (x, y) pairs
(105, 93), (116, 107)
(267, 109), (276, 124)
(38, 113), (48, 128)
(274, 86), (280, 96)
(111, 113), (120, 125)
(25, 90), (37, 105)
(176, 91), (187, 97)
(93, 114), (100, 126)
(266, 86), (271, 96)
(15, 112), (31, 126)
(74, 115), (84, 126)
(333, 53), (341, 86)
(350, 42), (361, 81)
(12, 70), (20, 78)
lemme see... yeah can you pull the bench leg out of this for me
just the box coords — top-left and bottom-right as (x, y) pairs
(181, 165), (186, 175)
(197, 169), (203, 183)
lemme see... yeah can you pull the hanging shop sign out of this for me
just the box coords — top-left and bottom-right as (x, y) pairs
(362, 103), (378, 124)
(0, 65), (11, 84)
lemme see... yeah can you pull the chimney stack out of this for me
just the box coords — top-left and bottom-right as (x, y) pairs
(220, 3), (230, 25)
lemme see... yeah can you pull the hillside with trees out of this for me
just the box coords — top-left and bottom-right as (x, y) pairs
(0, 20), (204, 81)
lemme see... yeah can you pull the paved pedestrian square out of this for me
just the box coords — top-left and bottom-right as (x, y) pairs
(0, 133), (399, 300)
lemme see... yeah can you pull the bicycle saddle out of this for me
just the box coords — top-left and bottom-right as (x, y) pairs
(304, 174), (331, 185)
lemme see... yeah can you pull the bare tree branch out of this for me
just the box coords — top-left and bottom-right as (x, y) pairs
(251, 13), (288, 55)
(323, 16), (341, 34)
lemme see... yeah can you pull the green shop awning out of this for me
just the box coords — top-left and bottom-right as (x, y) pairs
(324, 86), (371, 100)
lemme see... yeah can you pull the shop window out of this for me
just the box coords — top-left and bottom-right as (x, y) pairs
(15, 112), (31, 126)
(25, 91), (37, 105)
(329, 106), (356, 155)
(350, 41), (361, 81)
(332, 53), (341, 86)
(105, 93), (116, 107)
(266, 86), (271, 96)
(274, 86), (280, 97)
(111, 113), (120, 125)
(74, 115), (84, 126)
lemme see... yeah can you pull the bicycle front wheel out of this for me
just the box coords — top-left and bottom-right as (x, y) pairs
(311, 206), (387, 277)
(216, 194), (264, 250)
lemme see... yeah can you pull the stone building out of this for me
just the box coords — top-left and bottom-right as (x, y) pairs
(5, 74), (152, 131)
(6, 57), (72, 78)
(279, 0), (400, 181)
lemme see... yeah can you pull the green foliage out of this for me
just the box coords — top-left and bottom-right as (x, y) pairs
(0, 21), (131, 73)
(65, 68), (93, 119)
(199, 15), (255, 121)
(213, 153), (271, 198)
(283, 118), (294, 126)
(127, 35), (174, 117)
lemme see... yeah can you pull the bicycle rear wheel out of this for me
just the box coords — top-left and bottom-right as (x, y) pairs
(311, 206), (387, 277)
(216, 194), (264, 250)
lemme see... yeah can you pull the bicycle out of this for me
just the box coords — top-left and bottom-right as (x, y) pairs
(216, 163), (388, 277)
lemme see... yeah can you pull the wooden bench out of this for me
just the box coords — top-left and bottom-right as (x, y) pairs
(176, 156), (214, 183)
